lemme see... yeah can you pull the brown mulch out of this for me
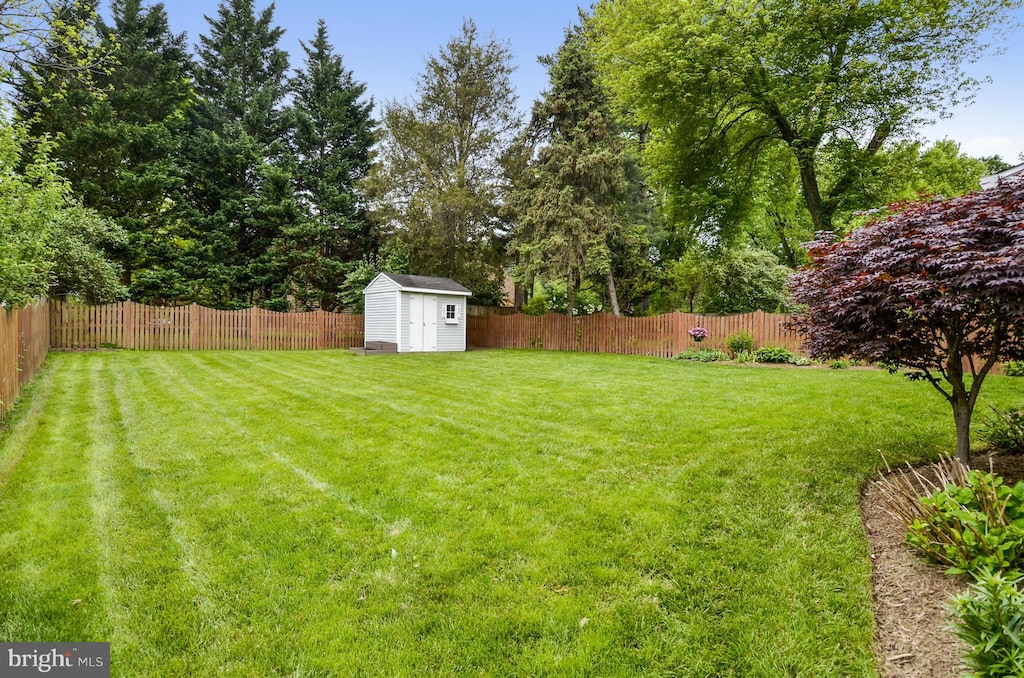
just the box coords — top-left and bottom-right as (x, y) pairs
(862, 453), (1024, 678)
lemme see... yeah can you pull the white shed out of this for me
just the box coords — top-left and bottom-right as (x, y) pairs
(362, 273), (473, 353)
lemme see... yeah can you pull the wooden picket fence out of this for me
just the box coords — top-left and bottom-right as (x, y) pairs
(49, 300), (364, 351)
(0, 299), (50, 422)
(467, 308), (803, 358)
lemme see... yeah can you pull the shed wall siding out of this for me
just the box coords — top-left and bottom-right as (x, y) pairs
(435, 297), (467, 351)
(399, 292), (466, 352)
(399, 292), (410, 351)
(364, 275), (399, 295)
(364, 292), (397, 343)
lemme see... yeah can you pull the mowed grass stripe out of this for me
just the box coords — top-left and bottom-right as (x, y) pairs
(101, 353), (404, 673)
(0, 357), (107, 642)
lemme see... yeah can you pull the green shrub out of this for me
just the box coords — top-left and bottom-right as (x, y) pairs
(676, 348), (730, 362)
(754, 346), (795, 363)
(905, 469), (1024, 575)
(951, 569), (1024, 678)
(726, 331), (754, 356)
(1004, 361), (1024, 377)
(979, 407), (1024, 456)
(829, 359), (849, 369)
(788, 355), (815, 366)
(735, 350), (755, 363)
(521, 294), (548, 316)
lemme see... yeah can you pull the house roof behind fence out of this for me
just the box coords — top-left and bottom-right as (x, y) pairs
(377, 273), (472, 295)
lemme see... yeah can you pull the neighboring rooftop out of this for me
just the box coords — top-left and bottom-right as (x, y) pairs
(980, 162), (1024, 190)
(377, 273), (472, 295)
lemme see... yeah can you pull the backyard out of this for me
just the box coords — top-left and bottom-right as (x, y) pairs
(1, 349), (1020, 676)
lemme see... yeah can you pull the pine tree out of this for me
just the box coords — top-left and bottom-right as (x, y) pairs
(181, 0), (293, 307)
(282, 19), (375, 311)
(15, 0), (194, 302)
(509, 23), (626, 316)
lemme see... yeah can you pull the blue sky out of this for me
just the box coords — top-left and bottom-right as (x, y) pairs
(160, 1), (1024, 164)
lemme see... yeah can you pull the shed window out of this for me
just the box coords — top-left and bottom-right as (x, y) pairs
(444, 303), (459, 324)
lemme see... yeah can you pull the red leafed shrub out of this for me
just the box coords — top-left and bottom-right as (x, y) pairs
(789, 178), (1024, 463)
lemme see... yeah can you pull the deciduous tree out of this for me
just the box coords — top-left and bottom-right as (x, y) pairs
(590, 0), (1020, 236)
(366, 19), (518, 304)
(790, 179), (1024, 464)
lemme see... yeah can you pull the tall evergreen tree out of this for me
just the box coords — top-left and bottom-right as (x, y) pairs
(181, 0), (293, 307)
(366, 19), (519, 304)
(509, 23), (626, 316)
(15, 0), (194, 301)
(283, 19), (375, 311)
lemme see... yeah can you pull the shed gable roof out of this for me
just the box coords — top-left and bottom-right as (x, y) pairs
(373, 273), (472, 295)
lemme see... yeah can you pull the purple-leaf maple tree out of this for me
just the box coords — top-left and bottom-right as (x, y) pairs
(789, 178), (1024, 464)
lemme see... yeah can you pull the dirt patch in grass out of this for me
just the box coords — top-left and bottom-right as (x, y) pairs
(862, 453), (1024, 678)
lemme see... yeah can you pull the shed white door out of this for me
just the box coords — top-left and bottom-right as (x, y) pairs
(409, 295), (437, 351)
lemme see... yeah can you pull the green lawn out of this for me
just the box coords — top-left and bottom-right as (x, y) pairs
(0, 350), (1020, 676)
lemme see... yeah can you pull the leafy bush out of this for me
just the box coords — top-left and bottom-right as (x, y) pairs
(979, 407), (1024, 455)
(521, 294), (548, 316)
(726, 331), (754, 355)
(754, 346), (795, 363)
(907, 469), (1024, 574)
(951, 569), (1024, 678)
(1004, 361), (1024, 377)
(829, 359), (849, 369)
(676, 348), (730, 362)
(788, 355), (815, 366)
(735, 350), (755, 363)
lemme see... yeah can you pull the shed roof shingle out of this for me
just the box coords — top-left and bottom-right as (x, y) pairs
(379, 273), (472, 294)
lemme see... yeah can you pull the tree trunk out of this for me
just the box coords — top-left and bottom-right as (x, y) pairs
(566, 272), (575, 317)
(951, 397), (974, 466)
(606, 269), (621, 316)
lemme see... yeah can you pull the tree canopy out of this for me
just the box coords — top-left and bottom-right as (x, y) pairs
(590, 0), (1021, 241)
(790, 179), (1024, 463)
(366, 20), (519, 304)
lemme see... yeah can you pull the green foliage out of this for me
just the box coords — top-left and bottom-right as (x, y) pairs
(649, 249), (706, 314)
(284, 19), (376, 311)
(906, 470), (1024, 575)
(829, 359), (850, 370)
(590, 0), (1018, 237)
(0, 121), (66, 306)
(754, 346), (796, 364)
(366, 19), (516, 305)
(735, 350), (755, 364)
(1003, 361), (1024, 377)
(520, 294), (548, 316)
(675, 348), (730, 362)
(951, 569), (1024, 678)
(508, 22), (625, 317)
(15, 0), (194, 301)
(726, 332), (754, 356)
(337, 239), (411, 313)
(979, 408), (1024, 456)
(180, 0), (293, 308)
(701, 247), (792, 314)
(47, 205), (127, 304)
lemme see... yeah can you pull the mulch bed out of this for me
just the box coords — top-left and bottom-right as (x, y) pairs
(862, 453), (1024, 677)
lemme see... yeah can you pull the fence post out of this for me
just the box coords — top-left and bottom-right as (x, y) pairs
(250, 306), (258, 350)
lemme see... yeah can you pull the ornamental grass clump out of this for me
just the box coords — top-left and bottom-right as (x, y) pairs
(875, 455), (1024, 575)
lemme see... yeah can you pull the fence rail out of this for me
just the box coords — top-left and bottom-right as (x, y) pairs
(467, 308), (803, 358)
(1, 300), (49, 422)
(50, 300), (364, 351)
